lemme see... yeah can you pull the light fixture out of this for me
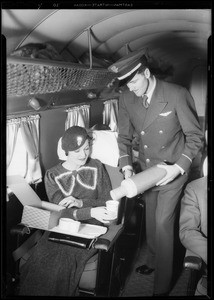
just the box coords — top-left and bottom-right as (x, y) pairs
(87, 92), (97, 99)
(28, 97), (41, 110)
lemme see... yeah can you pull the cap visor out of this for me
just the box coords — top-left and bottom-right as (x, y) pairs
(118, 69), (139, 87)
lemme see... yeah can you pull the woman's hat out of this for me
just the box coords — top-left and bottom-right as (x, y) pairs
(61, 126), (90, 152)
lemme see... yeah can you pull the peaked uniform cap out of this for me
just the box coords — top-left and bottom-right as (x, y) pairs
(61, 126), (90, 152)
(108, 49), (148, 80)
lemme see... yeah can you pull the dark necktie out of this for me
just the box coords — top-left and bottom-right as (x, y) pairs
(142, 95), (149, 109)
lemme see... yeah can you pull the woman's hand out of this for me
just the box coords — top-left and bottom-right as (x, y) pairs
(91, 207), (113, 224)
(58, 196), (83, 208)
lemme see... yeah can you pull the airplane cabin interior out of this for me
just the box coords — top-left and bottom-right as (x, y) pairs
(2, 3), (211, 298)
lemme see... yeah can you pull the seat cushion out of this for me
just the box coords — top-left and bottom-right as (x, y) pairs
(79, 252), (98, 291)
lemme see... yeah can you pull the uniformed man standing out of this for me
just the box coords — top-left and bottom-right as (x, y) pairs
(108, 50), (203, 296)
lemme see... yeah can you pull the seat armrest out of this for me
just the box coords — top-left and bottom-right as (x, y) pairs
(94, 224), (124, 251)
(184, 256), (203, 271)
(10, 223), (31, 236)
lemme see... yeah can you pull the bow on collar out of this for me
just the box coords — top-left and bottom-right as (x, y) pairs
(55, 166), (98, 196)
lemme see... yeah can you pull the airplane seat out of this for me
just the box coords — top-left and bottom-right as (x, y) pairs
(8, 127), (128, 297)
(180, 153), (207, 296)
(8, 163), (125, 297)
(182, 250), (204, 296)
(8, 128), (146, 296)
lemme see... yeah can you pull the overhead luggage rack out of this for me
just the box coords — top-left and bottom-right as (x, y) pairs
(7, 56), (116, 96)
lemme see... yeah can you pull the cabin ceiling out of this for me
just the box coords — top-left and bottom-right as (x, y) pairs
(2, 8), (211, 69)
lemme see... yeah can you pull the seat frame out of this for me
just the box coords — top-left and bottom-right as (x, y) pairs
(183, 250), (204, 296)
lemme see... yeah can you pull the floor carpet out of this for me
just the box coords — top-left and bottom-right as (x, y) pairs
(120, 242), (190, 297)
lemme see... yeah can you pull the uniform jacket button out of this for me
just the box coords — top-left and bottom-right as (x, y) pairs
(141, 130), (145, 135)
(159, 130), (163, 134)
(144, 145), (148, 149)
(146, 158), (150, 163)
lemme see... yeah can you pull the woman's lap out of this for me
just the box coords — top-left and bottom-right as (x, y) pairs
(19, 231), (97, 296)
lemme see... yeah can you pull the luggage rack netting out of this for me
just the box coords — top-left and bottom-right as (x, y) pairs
(7, 57), (115, 96)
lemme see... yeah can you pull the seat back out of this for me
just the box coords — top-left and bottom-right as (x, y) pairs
(202, 156), (207, 177)
(104, 164), (123, 190)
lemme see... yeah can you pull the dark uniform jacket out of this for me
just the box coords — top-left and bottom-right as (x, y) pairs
(117, 78), (203, 173)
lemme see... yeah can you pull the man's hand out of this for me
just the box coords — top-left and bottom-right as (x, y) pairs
(156, 164), (181, 186)
(123, 168), (134, 179)
(58, 196), (83, 208)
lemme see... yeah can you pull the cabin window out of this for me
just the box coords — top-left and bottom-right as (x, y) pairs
(7, 114), (42, 184)
(7, 129), (28, 178)
(103, 99), (119, 132)
(65, 104), (90, 129)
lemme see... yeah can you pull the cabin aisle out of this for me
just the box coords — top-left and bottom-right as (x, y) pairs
(120, 242), (154, 297)
(120, 241), (189, 297)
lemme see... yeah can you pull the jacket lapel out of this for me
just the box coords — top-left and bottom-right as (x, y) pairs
(142, 79), (168, 130)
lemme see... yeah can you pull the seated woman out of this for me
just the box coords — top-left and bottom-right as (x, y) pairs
(19, 126), (113, 296)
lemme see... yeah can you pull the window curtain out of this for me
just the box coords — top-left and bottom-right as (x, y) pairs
(103, 99), (119, 132)
(65, 104), (90, 130)
(7, 118), (20, 169)
(7, 114), (42, 183)
(19, 114), (42, 183)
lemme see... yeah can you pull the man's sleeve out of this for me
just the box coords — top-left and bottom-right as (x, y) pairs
(179, 183), (207, 264)
(117, 95), (134, 169)
(175, 87), (204, 172)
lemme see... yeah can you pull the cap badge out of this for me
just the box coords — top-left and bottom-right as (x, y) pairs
(77, 136), (83, 146)
(110, 65), (119, 73)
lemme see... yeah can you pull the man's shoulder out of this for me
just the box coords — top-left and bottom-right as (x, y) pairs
(159, 78), (186, 93)
(186, 176), (207, 191)
(119, 89), (135, 102)
(120, 89), (134, 99)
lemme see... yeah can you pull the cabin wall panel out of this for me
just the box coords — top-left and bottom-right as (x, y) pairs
(6, 194), (23, 276)
(39, 108), (66, 173)
(89, 100), (104, 127)
(189, 65), (207, 118)
(7, 90), (90, 115)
